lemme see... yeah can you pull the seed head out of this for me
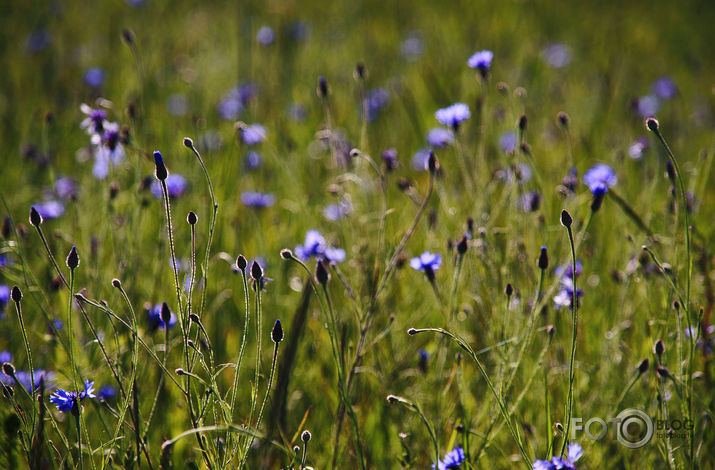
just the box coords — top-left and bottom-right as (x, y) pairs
(271, 319), (284, 343)
(653, 339), (665, 356)
(637, 358), (649, 374)
(2, 362), (15, 376)
(121, 29), (135, 45)
(518, 114), (527, 131)
(11, 286), (22, 303)
(407, 328), (417, 336)
(183, 137), (194, 149)
(505, 283), (513, 297)
(656, 365), (670, 378)
(557, 112), (570, 128)
(280, 249), (293, 260)
(646, 117), (659, 132)
(66, 246), (80, 270)
(317, 76), (329, 98)
(111, 278), (122, 288)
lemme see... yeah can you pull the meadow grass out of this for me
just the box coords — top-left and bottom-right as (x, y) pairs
(0, 0), (713, 468)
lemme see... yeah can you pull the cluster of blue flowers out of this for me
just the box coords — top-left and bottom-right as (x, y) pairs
(294, 230), (346, 263)
(80, 103), (125, 180)
(533, 443), (583, 469)
(636, 76), (677, 117)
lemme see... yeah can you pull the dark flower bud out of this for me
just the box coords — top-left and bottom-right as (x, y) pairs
(121, 29), (135, 45)
(386, 395), (398, 403)
(111, 278), (121, 288)
(109, 181), (119, 199)
(590, 187), (606, 212)
(11, 286), (22, 303)
(236, 255), (248, 271)
(349, 148), (360, 158)
(518, 115), (527, 132)
(293, 445), (300, 454)
(397, 177), (412, 191)
(160, 302), (172, 324)
(456, 236), (468, 255)
(637, 358), (649, 374)
(2, 362), (15, 376)
(29, 207), (42, 227)
(354, 62), (366, 80)
(66, 246), (80, 270)
(250, 260), (263, 281)
(315, 260), (330, 285)
(519, 142), (532, 155)
(189, 313), (200, 324)
(546, 325), (555, 337)
(280, 249), (293, 260)
(407, 328), (417, 335)
(466, 217), (474, 234)
(427, 151), (438, 174)
(496, 82), (509, 95)
(557, 112), (570, 128)
(505, 283), (513, 297)
(1, 217), (11, 240)
(187, 211), (198, 225)
(271, 319), (284, 343)
(456, 424), (464, 433)
(317, 76), (329, 98)
(653, 340), (665, 356)
(665, 161), (676, 183)
(175, 368), (186, 376)
(646, 117), (659, 132)
(183, 137), (194, 149)
(560, 209), (572, 228)
(656, 365), (670, 378)
(538, 246), (549, 270)
(153, 151), (168, 181)
(301, 430), (311, 443)
(673, 301), (680, 311)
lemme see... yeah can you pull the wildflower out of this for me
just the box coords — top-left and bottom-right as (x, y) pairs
(628, 137), (649, 160)
(256, 26), (275, 45)
(93, 122), (125, 179)
(553, 276), (583, 310)
(685, 324), (714, 354)
(418, 349), (429, 372)
(467, 50), (494, 75)
(217, 83), (258, 120)
(50, 379), (96, 414)
(147, 303), (177, 331)
(432, 445), (465, 470)
(84, 67), (105, 88)
(13, 369), (55, 392)
(542, 44), (571, 68)
(244, 150), (263, 170)
(561, 167), (579, 193)
(426, 127), (455, 148)
(519, 191), (541, 212)
(533, 442), (582, 469)
(363, 88), (390, 122)
(411, 147), (432, 171)
(26, 29), (51, 53)
(637, 95), (659, 117)
(241, 191), (276, 208)
(324, 199), (353, 221)
(381, 148), (399, 171)
(287, 103), (308, 122)
(97, 385), (117, 402)
(80, 104), (108, 137)
(583, 164), (617, 194)
(150, 174), (187, 199)
(651, 76), (677, 100)
(239, 124), (267, 146)
(0, 285), (9, 313)
(497, 131), (517, 155)
(410, 251), (442, 273)
(294, 230), (346, 263)
(54, 176), (78, 200)
(32, 201), (65, 220)
(436, 103), (470, 130)
(400, 32), (423, 61)
(554, 261), (583, 279)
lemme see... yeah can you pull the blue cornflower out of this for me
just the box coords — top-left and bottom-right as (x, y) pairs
(217, 83), (258, 120)
(411, 147), (432, 171)
(324, 199), (353, 221)
(97, 385), (117, 402)
(244, 150), (263, 170)
(400, 32), (423, 61)
(80, 104), (108, 136)
(435, 103), (471, 130)
(583, 164), (617, 194)
(554, 261), (583, 280)
(467, 50), (494, 73)
(637, 95), (659, 117)
(151, 174), (188, 199)
(84, 67), (105, 87)
(651, 76), (677, 100)
(14, 369), (55, 392)
(533, 443), (582, 469)
(628, 137), (649, 160)
(147, 303), (178, 331)
(239, 124), (267, 146)
(542, 43), (571, 68)
(519, 191), (541, 212)
(50, 379), (96, 414)
(499, 131), (517, 154)
(0, 284), (9, 312)
(241, 191), (276, 208)
(26, 30), (51, 52)
(381, 148), (399, 171)
(0, 351), (10, 363)
(553, 277), (583, 310)
(410, 251), (442, 273)
(54, 176), (78, 200)
(93, 122), (125, 179)
(287, 103), (308, 122)
(32, 201), (65, 220)
(294, 230), (346, 263)
(426, 127), (455, 148)
(364, 88), (390, 122)
(256, 26), (275, 45)
(432, 445), (465, 470)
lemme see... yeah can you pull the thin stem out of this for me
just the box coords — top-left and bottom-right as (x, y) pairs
(13, 298), (36, 418)
(561, 224), (578, 457)
(386, 395), (440, 469)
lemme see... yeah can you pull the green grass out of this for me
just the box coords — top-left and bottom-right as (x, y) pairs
(0, 0), (713, 468)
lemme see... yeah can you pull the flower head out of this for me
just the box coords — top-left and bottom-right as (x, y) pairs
(323, 199), (353, 221)
(50, 379), (95, 414)
(542, 44), (571, 68)
(32, 201), (65, 220)
(240, 124), (267, 146)
(256, 26), (275, 45)
(533, 443), (582, 469)
(435, 103), (471, 129)
(147, 303), (178, 331)
(241, 191), (275, 208)
(432, 446), (465, 470)
(294, 230), (346, 263)
(84, 67), (105, 87)
(652, 76), (677, 100)
(426, 127), (455, 148)
(637, 95), (660, 117)
(583, 164), (617, 194)
(467, 50), (494, 72)
(151, 174), (187, 199)
(80, 104), (108, 135)
(410, 251), (442, 272)
(499, 131), (517, 154)
(364, 88), (390, 122)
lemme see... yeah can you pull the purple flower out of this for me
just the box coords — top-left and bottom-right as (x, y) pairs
(323, 199), (353, 221)
(151, 174), (188, 199)
(411, 147), (432, 171)
(294, 230), (346, 263)
(503, 163), (532, 184)
(553, 277), (583, 310)
(0, 351), (10, 363)
(15, 370), (55, 392)
(637, 95), (660, 117)
(554, 260), (583, 280)
(241, 191), (275, 208)
(256, 26), (275, 45)
(244, 150), (263, 170)
(147, 303), (177, 331)
(400, 32), (423, 61)
(0, 285), (9, 311)
(26, 30), (51, 52)
(426, 127), (455, 148)
(533, 443), (582, 469)
(80, 104), (108, 136)
(432, 445), (465, 470)
(519, 191), (541, 212)
(97, 385), (117, 401)
(652, 76), (677, 100)
(93, 122), (125, 179)
(84, 67), (105, 87)
(499, 131), (517, 154)
(240, 124), (267, 145)
(364, 88), (390, 122)
(50, 379), (95, 413)
(583, 164), (617, 194)
(381, 148), (399, 171)
(54, 176), (78, 200)
(435, 103), (471, 129)
(467, 50), (494, 72)
(217, 83), (258, 120)
(542, 44), (571, 68)
(410, 251), (442, 272)
(32, 201), (65, 220)
(287, 103), (308, 122)
(628, 137), (649, 160)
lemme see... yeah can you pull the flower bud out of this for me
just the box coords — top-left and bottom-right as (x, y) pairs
(271, 319), (284, 343)
(316, 260), (330, 285)
(236, 255), (248, 271)
(29, 207), (42, 227)
(11, 286), (22, 303)
(538, 246), (549, 270)
(560, 209), (572, 228)
(301, 430), (312, 443)
(187, 211), (198, 225)
(66, 246), (80, 270)
(250, 260), (263, 281)
(153, 151), (168, 181)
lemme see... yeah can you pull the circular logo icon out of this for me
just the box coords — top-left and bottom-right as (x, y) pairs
(615, 408), (653, 449)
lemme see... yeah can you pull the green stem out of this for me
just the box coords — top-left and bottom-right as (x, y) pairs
(561, 224), (578, 457)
